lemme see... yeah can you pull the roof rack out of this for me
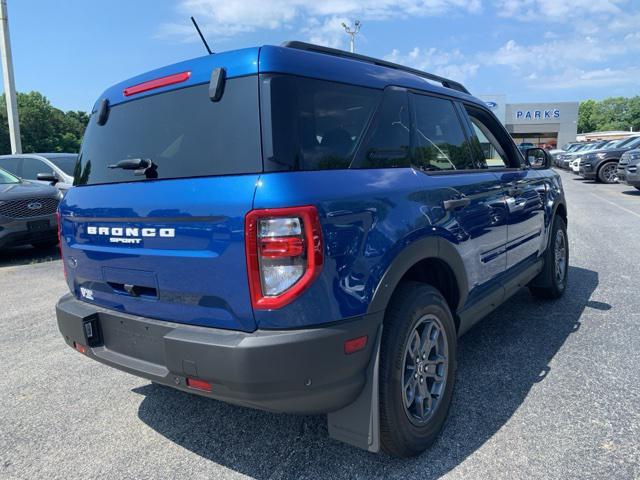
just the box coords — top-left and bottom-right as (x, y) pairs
(281, 41), (470, 95)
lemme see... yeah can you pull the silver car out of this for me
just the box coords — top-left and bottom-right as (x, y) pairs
(0, 153), (77, 193)
(0, 167), (61, 250)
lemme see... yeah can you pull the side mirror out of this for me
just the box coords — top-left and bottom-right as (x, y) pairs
(37, 172), (58, 184)
(525, 148), (551, 169)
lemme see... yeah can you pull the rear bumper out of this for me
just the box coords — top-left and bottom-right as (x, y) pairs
(56, 294), (382, 414)
(0, 215), (57, 249)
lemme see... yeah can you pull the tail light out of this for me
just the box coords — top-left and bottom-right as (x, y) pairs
(245, 206), (323, 309)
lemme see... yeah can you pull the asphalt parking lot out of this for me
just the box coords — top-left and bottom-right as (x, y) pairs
(1, 169), (639, 480)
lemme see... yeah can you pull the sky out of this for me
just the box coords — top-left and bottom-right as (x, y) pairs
(3, 0), (639, 112)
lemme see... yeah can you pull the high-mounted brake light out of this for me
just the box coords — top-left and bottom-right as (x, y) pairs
(245, 206), (323, 309)
(123, 71), (191, 97)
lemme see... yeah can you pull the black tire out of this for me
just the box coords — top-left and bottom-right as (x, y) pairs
(597, 161), (618, 183)
(529, 216), (568, 299)
(379, 282), (457, 457)
(31, 239), (58, 249)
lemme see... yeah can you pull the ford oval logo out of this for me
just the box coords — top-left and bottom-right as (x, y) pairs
(27, 201), (43, 210)
(485, 101), (498, 109)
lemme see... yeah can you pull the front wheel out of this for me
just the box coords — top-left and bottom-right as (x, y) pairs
(379, 282), (457, 457)
(597, 162), (618, 183)
(529, 216), (568, 299)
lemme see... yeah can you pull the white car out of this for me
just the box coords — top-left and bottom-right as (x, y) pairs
(0, 153), (76, 193)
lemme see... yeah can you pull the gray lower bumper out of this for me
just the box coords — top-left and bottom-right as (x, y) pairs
(56, 294), (382, 414)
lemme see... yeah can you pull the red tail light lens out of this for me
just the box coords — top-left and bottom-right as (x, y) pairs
(344, 336), (368, 354)
(186, 378), (212, 392)
(245, 206), (323, 309)
(123, 71), (191, 97)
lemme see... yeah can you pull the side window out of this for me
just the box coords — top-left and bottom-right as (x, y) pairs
(0, 157), (21, 176)
(464, 107), (517, 169)
(412, 94), (475, 171)
(261, 75), (381, 172)
(21, 158), (51, 179)
(355, 88), (411, 169)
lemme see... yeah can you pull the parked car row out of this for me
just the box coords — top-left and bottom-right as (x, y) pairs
(553, 136), (640, 188)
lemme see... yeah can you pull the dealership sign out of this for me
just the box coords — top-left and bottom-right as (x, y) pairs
(516, 109), (560, 120)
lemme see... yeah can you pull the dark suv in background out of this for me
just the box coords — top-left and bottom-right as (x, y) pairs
(617, 148), (640, 189)
(0, 167), (61, 250)
(579, 135), (640, 183)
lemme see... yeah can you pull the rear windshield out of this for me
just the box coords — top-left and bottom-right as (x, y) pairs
(74, 76), (261, 185)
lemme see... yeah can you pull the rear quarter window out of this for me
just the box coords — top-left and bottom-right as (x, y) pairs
(261, 74), (381, 171)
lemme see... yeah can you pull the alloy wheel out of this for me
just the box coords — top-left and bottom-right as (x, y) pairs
(601, 163), (618, 183)
(401, 314), (449, 424)
(554, 228), (567, 288)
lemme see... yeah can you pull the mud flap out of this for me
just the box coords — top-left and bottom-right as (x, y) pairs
(327, 324), (382, 452)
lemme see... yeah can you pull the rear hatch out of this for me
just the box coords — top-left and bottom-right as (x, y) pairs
(59, 54), (262, 331)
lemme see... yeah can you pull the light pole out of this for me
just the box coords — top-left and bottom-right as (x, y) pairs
(0, 0), (21, 154)
(341, 20), (361, 53)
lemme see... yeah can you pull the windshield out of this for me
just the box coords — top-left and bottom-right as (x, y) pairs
(74, 76), (261, 186)
(45, 155), (78, 176)
(0, 167), (19, 184)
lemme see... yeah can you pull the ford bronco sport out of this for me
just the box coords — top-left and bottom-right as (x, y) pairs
(55, 42), (568, 457)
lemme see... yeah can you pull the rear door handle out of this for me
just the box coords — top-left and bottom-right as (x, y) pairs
(443, 197), (471, 211)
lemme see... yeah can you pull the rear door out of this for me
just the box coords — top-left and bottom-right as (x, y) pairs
(461, 105), (546, 270)
(410, 93), (508, 302)
(60, 75), (262, 332)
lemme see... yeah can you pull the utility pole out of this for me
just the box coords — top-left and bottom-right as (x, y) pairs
(0, 0), (21, 154)
(341, 20), (361, 53)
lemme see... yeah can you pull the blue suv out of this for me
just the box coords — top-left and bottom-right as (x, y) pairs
(55, 42), (568, 457)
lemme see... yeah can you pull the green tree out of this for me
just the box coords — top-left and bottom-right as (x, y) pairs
(577, 99), (597, 133)
(0, 91), (89, 154)
(578, 96), (640, 133)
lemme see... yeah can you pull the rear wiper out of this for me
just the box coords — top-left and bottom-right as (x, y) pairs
(108, 158), (158, 178)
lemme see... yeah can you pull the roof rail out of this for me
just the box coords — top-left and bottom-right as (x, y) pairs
(280, 41), (470, 95)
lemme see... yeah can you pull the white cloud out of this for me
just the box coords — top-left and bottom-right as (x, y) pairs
(161, 0), (484, 42)
(532, 66), (640, 89)
(385, 47), (479, 82)
(493, 0), (624, 21)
